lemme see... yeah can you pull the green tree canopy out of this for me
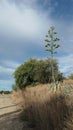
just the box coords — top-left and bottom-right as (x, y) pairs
(13, 58), (63, 89)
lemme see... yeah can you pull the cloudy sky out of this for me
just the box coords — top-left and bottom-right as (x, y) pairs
(0, 0), (73, 90)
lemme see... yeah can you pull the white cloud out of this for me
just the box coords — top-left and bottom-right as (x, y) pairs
(58, 54), (73, 76)
(1, 60), (20, 69)
(0, 66), (14, 74)
(0, 0), (52, 40)
(0, 0), (53, 62)
(0, 60), (20, 76)
(8, 0), (38, 6)
(56, 23), (73, 53)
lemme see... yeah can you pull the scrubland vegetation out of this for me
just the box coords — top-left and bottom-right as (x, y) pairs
(11, 81), (73, 130)
(11, 59), (73, 130)
(11, 26), (73, 130)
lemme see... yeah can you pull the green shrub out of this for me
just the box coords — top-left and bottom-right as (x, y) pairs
(14, 58), (63, 89)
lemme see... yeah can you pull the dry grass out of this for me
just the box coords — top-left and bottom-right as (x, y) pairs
(11, 82), (73, 130)
(63, 79), (73, 85)
(11, 84), (51, 106)
(11, 89), (24, 109)
(23, 93), (73, 130)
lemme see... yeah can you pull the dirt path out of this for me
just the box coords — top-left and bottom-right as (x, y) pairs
(0, 94), (19, 115)
(0, 94), (24, 130)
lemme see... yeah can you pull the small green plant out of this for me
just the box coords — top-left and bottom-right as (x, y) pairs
(63, 85), (72, 95)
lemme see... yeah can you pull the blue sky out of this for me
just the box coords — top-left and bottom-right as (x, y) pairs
(0, 0), (73, 90)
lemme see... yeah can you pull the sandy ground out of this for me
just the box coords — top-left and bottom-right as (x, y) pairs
(0, 94), (19, 115)
(0, 94), (25, 130)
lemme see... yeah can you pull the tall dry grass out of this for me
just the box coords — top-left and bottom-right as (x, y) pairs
(11, 83), (73, 130)
(63, 79), (73, 85)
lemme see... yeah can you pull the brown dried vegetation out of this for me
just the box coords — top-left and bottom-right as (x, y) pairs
(11, 81), (73, 130)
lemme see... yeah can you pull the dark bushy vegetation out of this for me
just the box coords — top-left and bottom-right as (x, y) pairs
(14, 58), (63, 89)
(0, 90), (11, 94)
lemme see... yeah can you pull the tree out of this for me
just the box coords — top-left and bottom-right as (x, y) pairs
(69, 73), (73, 79)
(45, 26), (60, 83)
(13, 58), (59, 89)
(14, 58), (37, 88)
(34, 58), (58, 83)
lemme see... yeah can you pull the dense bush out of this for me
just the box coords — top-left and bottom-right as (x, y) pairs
(14, 58), (63, 89)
